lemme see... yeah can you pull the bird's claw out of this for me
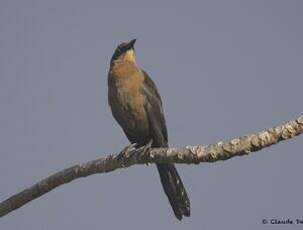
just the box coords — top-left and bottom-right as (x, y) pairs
(136, 139), (153, 165)
(117, 143), (137, 161)
(117, 140), (153, 166)
(137, 139), (153, 155)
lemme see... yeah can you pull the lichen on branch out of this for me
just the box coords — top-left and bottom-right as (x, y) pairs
(0, 115), (302, 218)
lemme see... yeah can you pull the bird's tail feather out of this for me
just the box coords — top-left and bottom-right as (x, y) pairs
(156, 164), (190, 220)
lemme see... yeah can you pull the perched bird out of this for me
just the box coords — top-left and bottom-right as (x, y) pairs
(107, 39), (190, 220)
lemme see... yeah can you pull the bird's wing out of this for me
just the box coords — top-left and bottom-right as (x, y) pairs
(141, 70), (168, 147)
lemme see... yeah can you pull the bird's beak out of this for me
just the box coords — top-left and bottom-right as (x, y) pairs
(128, 39), (136, 49)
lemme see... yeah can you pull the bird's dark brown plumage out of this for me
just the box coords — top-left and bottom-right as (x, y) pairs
(108, 39), (190, 220)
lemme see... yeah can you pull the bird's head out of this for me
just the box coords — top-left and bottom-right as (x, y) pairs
(110, 39), (137, 65)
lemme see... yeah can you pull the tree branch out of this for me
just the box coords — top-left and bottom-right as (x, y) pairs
(1, 115), (302, 218)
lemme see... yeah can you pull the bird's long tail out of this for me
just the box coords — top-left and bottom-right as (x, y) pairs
(156, 163), (190, 220)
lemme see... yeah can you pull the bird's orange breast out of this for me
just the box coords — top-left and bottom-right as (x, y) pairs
(108, 62), (149, 139)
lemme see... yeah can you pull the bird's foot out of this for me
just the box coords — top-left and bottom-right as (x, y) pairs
(137, 139), (153, 155)
(117, 143), (137, 162)
(136, 139), (153, 165)
(117, 140), (153, 166)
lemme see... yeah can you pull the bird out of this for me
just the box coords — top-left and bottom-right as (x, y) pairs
(107, 39), (190, 220)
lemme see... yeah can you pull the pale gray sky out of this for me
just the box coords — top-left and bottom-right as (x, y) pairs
(0, 1), (302, 229)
